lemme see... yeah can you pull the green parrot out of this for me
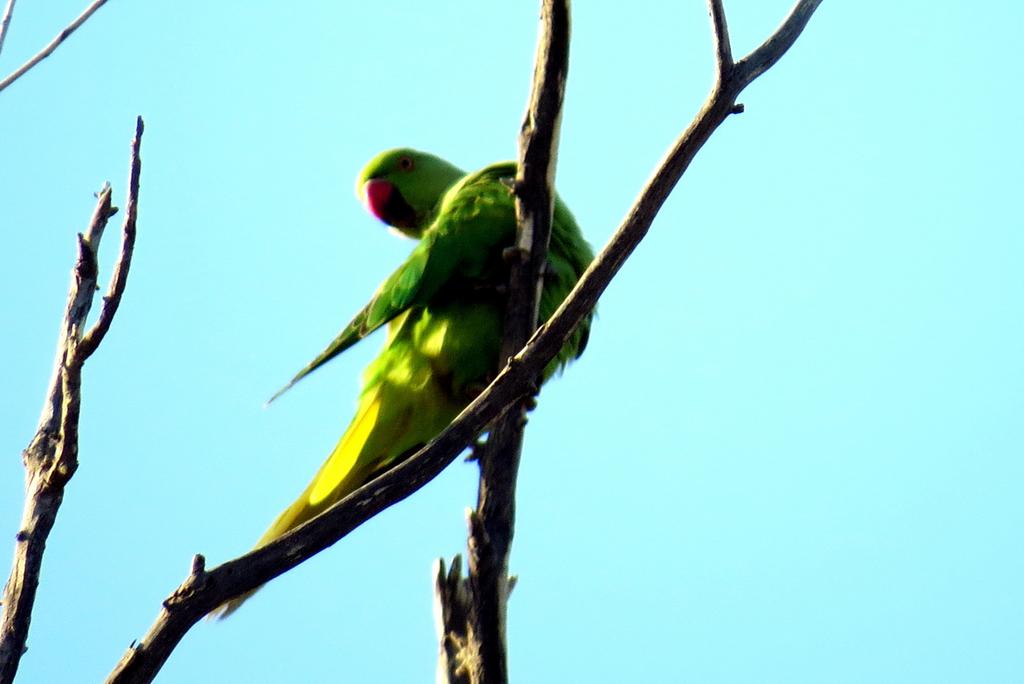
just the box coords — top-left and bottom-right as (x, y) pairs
(214, 148), (593, 617)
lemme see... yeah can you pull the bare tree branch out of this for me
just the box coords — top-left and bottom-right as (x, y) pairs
(0, 0), (16, 58)
(455, 1), (572, 682)
(709, 0), (733, 72)
(105, 2), (822, 680)
(81, 116), (143, 358)
(0, 116), (144, 684)
(434, 3), (571, 675)
(434, 555), (475, 684)
(0, 0), (110, 95)
(733, 0), (822, 89)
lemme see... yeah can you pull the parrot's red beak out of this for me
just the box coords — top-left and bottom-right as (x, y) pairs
(361, 178), (418, 232)
(362, 178), (393, 223)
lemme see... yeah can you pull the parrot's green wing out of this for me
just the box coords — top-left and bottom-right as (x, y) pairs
(267, 165), (519, 404)
(266, 233), (443, 403)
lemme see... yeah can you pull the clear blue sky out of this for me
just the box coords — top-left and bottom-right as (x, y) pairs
(2, 1), (1022, 682)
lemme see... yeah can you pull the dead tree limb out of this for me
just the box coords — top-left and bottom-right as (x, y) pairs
(0, 116), (144, 684)
(0, 0), (16, 58)
(0, 0), (110, 94)
(107, 1), (822, 681)
(434, 2), (573, 683)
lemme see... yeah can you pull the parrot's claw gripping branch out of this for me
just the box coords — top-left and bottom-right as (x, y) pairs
(501, 246), (529, 265)
(466, 440), (488, 462)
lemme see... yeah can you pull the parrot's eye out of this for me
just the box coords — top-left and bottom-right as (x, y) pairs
(398, 155), (414, 172)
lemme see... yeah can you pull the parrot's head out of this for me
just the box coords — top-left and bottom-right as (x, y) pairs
(357, 149), (465, 239)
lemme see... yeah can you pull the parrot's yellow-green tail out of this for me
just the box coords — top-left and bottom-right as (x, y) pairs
(211, 393), (390, 619)
(211, 370), (458, 619)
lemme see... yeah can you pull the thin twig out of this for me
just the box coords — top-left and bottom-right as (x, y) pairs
(0, 0), (16, 58)
(734, 0), (822, 88)
(708, 0), (733, 72)
(0, 0), (110, 95)
(81, 117), (144, 358)
(0, 118), (143, 684)
(105, 2), (822, 681)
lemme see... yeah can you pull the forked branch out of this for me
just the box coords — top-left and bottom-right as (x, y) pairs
(106, 1), (822, 681)
(0, 116), (144, 684)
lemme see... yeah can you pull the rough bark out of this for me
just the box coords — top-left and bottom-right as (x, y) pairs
(0, 116), (143, 684)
